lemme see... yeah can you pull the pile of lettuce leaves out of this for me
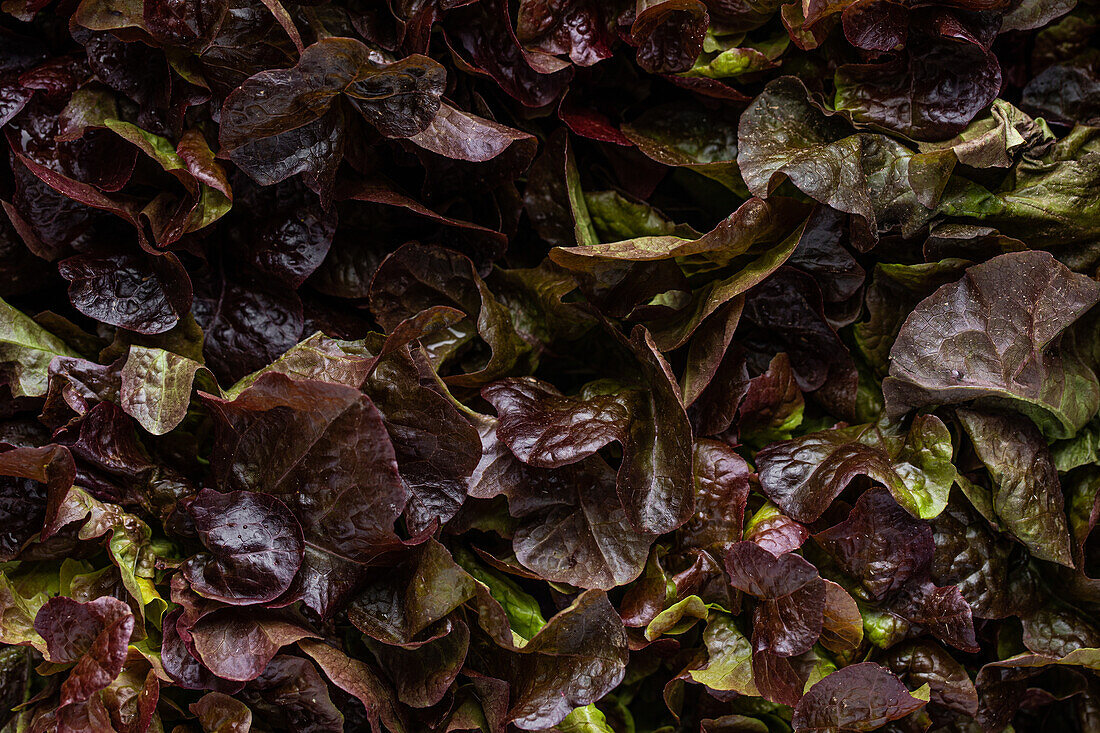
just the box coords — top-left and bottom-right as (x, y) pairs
(4, 0), (1100, 730)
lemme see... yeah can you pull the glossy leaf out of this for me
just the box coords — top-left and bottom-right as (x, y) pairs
(202, 373), (407, 615)
(221, 37), (445, 192)
(240, 655), (343, 731)
(756, 420), (954, 523)
(182, 488), (304, 605)
(884, 641), (978, 719)
(349, 539), (477, 644)
(191, 692), (253, 733)
(814, 488), (935, 599)
(34, 596), (135, 706)
(738, 76), (951, 237)
(958, 407), (1075, 567)
(189, 609), (317, 682)
(511, 457), (653, 591)
(886, 250), (1100, 439)
(498, 591), (628, 730)
(792, 662), (928, 732)
(725, 541), (825, 657)
(834, 13), (1002, 140)
(680, 439), (752, 554)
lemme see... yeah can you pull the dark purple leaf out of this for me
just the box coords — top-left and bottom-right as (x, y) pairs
(755, 425), (892, 523)
(736, 353), (805, 444)
(885, 250), (1100, 439)
(363, 344), (482, 532)
(202, 373), (408, 615)
(231, 177), (336, 288)
(299, 639), (406, 733)
(1022, 64), (1100, 127)
(495, 591), (628, 730)
(744, 503), (810, 556)
(241, 655), (343, 732)
(370, 243), (531, 388)
(631, 0), (709, 74)
(930, 498), (1042, 619)
(191, 263), (305, 386)
(725, 541), (825, 657)
(756, 416), (955, 523)
(189, 608), (317, 682)
(348, 539), (477, 644)
(516, 0), (613, 67)
(143, 0), (229, 50)
(679, 439), (752, 554)
(483, 377), (633, 468)
(220, 37), (445, 194)
(887, 579), (980, 653)
(738, 76), (953, 238)
(835, 9), (1003, 140)
(792, 662), (928, 732)
(34, 596), (134, 706)
(58, 250), (192, 335)
(740, 268), (857, 419)
(182, 488), (304, 605)
(814, 488), (935, 600)
(511, 456), (653, 590)
(367, 618), (470, 708)
(883, 641), (979, 720)
(445, 0), (573, 108)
